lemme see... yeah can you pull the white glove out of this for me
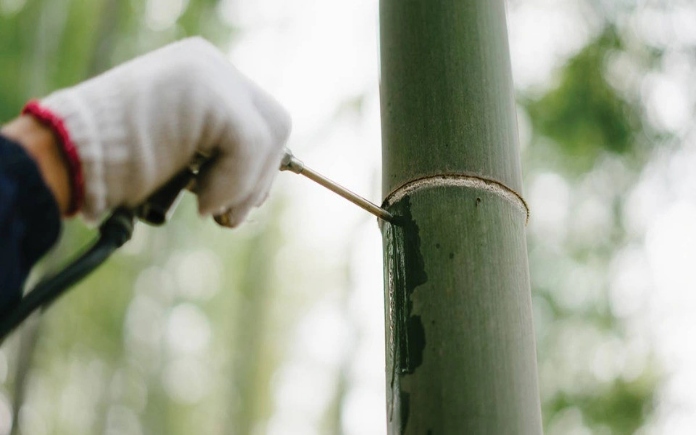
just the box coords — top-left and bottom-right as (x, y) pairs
(30, 37), (291, 226)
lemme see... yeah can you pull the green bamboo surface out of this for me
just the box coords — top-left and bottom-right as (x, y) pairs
(380, 0), (523, 197)
(380, 0), (543, 433)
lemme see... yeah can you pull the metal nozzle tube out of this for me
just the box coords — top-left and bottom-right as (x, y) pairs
(280, 149), (395, 223)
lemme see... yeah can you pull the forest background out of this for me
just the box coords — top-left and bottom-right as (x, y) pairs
(1, 0), (695, 433)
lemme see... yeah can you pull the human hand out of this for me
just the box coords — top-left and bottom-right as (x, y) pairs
(25, 37), (291, 227)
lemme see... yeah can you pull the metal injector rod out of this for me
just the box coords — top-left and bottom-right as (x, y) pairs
(280, 149), (395, 223)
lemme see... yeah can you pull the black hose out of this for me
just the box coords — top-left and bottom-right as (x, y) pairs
(0, 208), (135, 343)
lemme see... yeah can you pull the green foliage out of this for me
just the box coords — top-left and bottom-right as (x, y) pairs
(582, 378), (655, 433)
(523, 19), (662, 435)
(547, 377), (656, 434)
(525, 30), (640, 172)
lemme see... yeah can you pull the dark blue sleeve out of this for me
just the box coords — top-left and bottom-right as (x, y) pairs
(0, 134), (61, 312)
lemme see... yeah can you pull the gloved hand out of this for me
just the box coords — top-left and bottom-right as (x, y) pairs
(24, 37), (291, 227)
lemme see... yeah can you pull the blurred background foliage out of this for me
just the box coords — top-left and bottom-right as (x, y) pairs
(525, 29), (640, 171)
(0, 0), (690, 433)
(515, 1), (684, 433)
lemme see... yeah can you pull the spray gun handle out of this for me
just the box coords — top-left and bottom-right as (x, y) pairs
(135, 153), (210, 226)
(136, 167), (193, 225)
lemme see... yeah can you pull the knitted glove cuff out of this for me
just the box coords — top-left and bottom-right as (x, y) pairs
(22, 100), (85, 216)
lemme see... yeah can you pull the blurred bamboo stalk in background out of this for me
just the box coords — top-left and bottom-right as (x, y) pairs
(226, 226), (278, 434)
(10, 0), (123, 430)
(379, 0), (543, 433)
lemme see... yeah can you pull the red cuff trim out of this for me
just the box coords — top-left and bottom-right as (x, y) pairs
(22, 100), (84, 216)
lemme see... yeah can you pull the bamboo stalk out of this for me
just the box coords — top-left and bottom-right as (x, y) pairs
(379, 0), (543, 433)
